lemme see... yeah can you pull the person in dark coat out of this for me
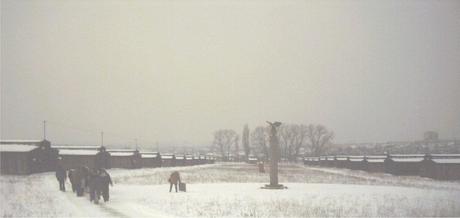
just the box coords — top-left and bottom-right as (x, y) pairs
(98, 168), (113, 202)
(95, 146), (111, 169)
(68, 169), (76, 192)
(168, 171), (181, 192)
(72, 166), (89, 197)
(55, 165), (67, 191)
(88, 168), (102, 204)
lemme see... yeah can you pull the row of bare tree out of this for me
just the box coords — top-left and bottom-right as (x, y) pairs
(211, 123), (334, 161)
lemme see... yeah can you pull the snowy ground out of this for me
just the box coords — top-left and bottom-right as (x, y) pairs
(1, 163), (460, 217)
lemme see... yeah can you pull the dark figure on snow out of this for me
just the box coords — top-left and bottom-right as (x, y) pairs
(88, 168), (100, 203)
(168, 171), (181, 192)
(88, 168), (113, 204)
(69, 166), (89, 197)
(68, 169), (77, 192)
(95, 146), (111, 169)
(55, 165), (67, 191)
(98, 168), (113, 202)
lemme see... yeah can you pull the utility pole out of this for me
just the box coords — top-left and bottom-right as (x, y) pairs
(43, 120), (47, 140)
(101, 131), (104, 147)
(135, 138), (138, 150)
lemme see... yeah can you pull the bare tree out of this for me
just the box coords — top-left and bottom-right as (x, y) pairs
(277, 124), (309, 161)
(234, 135), (240, 161)
(213, 129), (238, 161)
(293, 124), (308, 160)
(251, 126), (269, 160)
(278, 124), (296, 160)
(305, 124), (334, 156)
(242, 124), (250, 161)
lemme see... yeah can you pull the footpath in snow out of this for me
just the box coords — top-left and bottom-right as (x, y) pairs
(1, 163), (460, 217)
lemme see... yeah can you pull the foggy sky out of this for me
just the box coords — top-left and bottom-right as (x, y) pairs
(1, 0), (460, 147)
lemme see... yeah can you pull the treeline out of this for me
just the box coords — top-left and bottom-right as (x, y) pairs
(211, 123), (334, 161)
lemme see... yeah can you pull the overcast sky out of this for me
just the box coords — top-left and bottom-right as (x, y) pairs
(1, 0), (459, 147)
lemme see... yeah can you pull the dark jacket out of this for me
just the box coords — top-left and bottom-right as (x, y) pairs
(169, 171), (181, 184)
(95, 151), (111, 169)
(56, 166), (67, 181)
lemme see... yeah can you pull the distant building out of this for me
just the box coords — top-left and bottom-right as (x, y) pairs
(0, 140), (58, 175)
(140, 152), (161, 168)
(58, 149), (99, 170)
(161, 153), (176, 167)
(107, 149), (142, 169)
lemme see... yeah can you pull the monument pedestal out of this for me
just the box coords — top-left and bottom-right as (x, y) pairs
(261, 121), (287, 190)
(261, 184), (287, 189)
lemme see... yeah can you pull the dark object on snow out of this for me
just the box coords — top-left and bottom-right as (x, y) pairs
(95, 146), (111, 169)
(88, 169), (99, 203)
(98, 168), (113, 202)
(168, 171), (181, 192)
(69, 166), (89, 197)
(55, 165), (66, 191)
(179, 182), (186, 192)
(88, 168), (113, 204)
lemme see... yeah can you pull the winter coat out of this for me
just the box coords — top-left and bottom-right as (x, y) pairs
(169, 171), (181, 184)
(95, 151), (111, 169)
(55, 166), (67, 181)
(96, 170), (113, 190)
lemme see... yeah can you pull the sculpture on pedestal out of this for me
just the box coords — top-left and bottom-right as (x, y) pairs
(262, 121), (287, 189)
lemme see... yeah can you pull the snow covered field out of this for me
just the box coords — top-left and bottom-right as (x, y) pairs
(2, 163), (460, 217)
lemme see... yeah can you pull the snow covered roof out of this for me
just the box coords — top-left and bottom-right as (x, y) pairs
(391, 154), (425, 158)
(176, 156), (185, 160)
(162, 154), (174, 159)
(348, 156), (364, 161)
(141, 154), (159, 158)
(107, 149), (137, 152)
(52, 145), (100, 150)
(367, 159), (385, 163)
(59, 149), (98, 156)
(366, 155), (386, 159)
(0, 139), (44, 144)
(390, 158), (424, 162)
(431, 154), (460, 158)
(110, 152), (134, 157)
(349, 158), (364, 162)
(0, 144), (38, 152)
(432, 159), (460, 164)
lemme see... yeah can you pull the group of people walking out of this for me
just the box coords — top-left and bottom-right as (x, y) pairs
(55, 165), (113, 204)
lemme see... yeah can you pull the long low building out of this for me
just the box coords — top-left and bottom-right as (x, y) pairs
(1, 144), (40, 175)
(364, 156), (386, 173)
(420, 154), (460, 180)
(161, 153), (176, 167)
(140, 152), (161, 168)
(107, 149), (142, 169)
(1, 140), (58, 175)
(384, 154), (425, 176)
(58, 149), (99, 170)
(303, 153), (460, 180)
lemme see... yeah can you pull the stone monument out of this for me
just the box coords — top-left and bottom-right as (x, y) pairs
(262, 121), (287, 189)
